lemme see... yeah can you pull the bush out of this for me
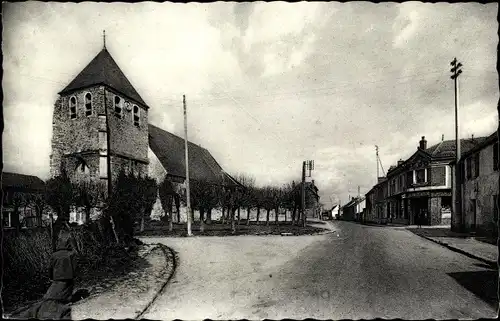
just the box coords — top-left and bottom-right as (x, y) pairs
(3, 220), (136, 312)
(3, 228), (52, 309)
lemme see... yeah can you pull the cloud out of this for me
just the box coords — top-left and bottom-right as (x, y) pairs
(2, 2), (498, 210)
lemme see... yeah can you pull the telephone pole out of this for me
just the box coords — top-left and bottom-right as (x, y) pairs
(301, 160), (314, 227)
(183, 95), (192, 236)
(450, 57), (463, 232)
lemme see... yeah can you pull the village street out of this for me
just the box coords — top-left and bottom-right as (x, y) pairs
(139, 221), (497, 320)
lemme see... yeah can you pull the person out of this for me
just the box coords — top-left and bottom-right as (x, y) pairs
(19, 226), (77, 320)
(417, 211), (422, 229)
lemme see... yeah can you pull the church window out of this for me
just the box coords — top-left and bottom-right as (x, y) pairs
(69, 96), (77, 119)
(85, 93), (92, 116)
(114, 96), (123, 118)
(133, 105), (140, 127)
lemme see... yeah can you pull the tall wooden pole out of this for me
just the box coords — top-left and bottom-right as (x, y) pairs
(451, 58), (462, 232)
(183, 95), (192, 236)
(301, 161), (306, 227)
(104, 87), (119, 244)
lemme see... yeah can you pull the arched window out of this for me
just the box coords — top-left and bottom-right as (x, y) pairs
(69, 96), (77, 119)
(114, 95), (123, 118)
(133, 105), (140, 127)
(85, 93), (92, 116)
(73, 158), (91, 180)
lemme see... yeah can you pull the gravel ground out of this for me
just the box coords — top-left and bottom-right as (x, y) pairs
(140, 220), (497, 320)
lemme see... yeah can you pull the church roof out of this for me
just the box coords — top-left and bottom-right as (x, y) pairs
(59, 48), (148, 108)
(148, 124), (241, 187)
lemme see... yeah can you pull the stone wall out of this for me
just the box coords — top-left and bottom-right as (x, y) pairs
(105, 88), (149, 163)
(462, 142), (499, 236)
(430, 166), (446, 186)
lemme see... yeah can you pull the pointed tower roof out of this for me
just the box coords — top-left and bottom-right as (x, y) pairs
(59, 48), (148, 108)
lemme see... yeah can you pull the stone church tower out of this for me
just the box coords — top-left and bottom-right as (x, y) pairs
(50, 44), (149, 191)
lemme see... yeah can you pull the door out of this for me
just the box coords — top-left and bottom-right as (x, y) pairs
(471, 199), (477, 231)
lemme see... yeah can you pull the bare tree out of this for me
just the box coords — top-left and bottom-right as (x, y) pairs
(159, 177), (179, 232)
(234, 173), (256, 225)
(73, 180), (104, 224)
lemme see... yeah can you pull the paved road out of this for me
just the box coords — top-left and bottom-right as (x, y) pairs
(141, 221), (497, 320)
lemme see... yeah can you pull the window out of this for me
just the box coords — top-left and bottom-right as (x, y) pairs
(114, 96), (123, 118)
(466, 157), (472, 180)
(85, 93), (92, 116)
(494, 142), (498, 171)
(69, 96), (77, 119)
(415, 168), (426, 184)
(474, 153), (480, 178)
(133, 105), (140, 127)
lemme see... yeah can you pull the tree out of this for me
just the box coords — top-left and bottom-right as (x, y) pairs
(45, 169), (74, 251)
(159, 177), (178, 232)
(105, 170), (156, 244)
(261, 186), (275, 226)
(252, 187), (266, 224)
(233, 174), (255, 225)
(137, 176), (158, 232)
(26, 193), (49, 227)
(73, 180), (104, 224)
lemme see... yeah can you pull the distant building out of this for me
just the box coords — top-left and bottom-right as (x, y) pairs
(454, 131), (498, 236)
(341, 196), (365, 222)
(365, 177), (388, 224)
(382, 135), (488, 226)
(2, 172), (45, 228)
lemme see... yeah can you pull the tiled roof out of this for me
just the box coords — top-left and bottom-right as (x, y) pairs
(59, 48), (148, 107)
(460, 131), (498, 158)
(148, 124), (240, 187)
(2, 172), (45, 191)
(425, 137), (489, 158)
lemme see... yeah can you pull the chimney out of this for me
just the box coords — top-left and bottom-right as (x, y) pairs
(397, 159), (404, 166)
(312, 179), (315, 186)
(419, 136), (427, 150)
(471, 134), (474, 141)
(442, 134), (444, 141)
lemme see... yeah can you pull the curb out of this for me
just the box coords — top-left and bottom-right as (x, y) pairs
(417, 234), (496, 266)
(135, 244), (177, 319)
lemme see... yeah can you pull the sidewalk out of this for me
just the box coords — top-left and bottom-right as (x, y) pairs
(407, 227), (498, 266)
(71, 243), (176, 320)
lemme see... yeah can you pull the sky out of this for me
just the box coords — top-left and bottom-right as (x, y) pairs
(2, 1), (499, 209)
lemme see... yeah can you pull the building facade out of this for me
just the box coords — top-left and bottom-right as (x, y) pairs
(456, 131), (498, 236)
(2, 172), (46, 229)
(365, 136), (488, 226)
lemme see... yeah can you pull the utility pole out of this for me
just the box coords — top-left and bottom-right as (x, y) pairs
(301, 161), (306, 227)
(183, 95), (192, 236)
(301, 160), (315, 227)
(450, 57), (463, 232)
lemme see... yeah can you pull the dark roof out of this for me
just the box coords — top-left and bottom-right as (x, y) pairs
(387, 136), (490, 176)
(342, 197), (364, 209)
(425, 137), (489, 158)
(59, 48), (148, 108)
(2, 172), (45, 191)
(148, 124), (240, 187)
(458, 131), (498, 160)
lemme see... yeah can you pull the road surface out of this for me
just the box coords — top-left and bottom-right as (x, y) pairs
(141, 221), (497, 320)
